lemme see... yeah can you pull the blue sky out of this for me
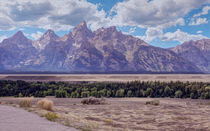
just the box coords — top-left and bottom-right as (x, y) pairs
(0, 0), (209, 48)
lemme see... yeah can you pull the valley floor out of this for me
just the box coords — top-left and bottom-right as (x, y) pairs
(1, 97), (210, 131)
(0, 74), (210, 82)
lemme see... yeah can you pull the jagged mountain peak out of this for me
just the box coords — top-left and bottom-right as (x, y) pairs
(78, 21), (87, 28)
(11, 31), (28, 40)
(32, 30), (59, 50)
(70, 21), (94, 45)
(1, 31), (30, 46)
(72, 21), (88, 32)
(45, 29), (55, 35)
(41, 29), (59, 40)
(71, 21), (93, 37)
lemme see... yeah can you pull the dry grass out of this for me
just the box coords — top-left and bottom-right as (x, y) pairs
(19, 97), (33, 108)
(44, 112), (58, 122)
(1, 97), (210, 131)
(37, 99), (54, 111)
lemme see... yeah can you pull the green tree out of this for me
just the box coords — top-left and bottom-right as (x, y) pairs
(116, 89), (124, 97)
(164, 86), (171, 97)
(81, 91), (90, 98)
(55, 90), (68, 98)
(175, 90), (183, 98)
(190, 92), (198, 99)
(127, 90), (132, 97)
(106, 90), (111, 97)
(145, 88), (153, 97)
(71, 91), (80, 98)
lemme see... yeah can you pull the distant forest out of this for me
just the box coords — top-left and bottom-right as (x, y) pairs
(0, 80), (210, 99)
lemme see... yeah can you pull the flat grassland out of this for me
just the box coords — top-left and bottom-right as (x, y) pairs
(0, 74), (210, 82)
(1, 97), (210, 131)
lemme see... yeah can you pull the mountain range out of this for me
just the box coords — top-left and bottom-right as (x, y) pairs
(0, 21), (209, 73)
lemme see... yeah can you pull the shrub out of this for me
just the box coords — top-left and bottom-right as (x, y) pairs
(145, 100), (160, 106)
(19, 97), (33, 108)
(45, 112), (58, 122)
(175, 90), (183, 98)
(18, 93), (23, 97)
(190, 92), (198, 99)
(37, 99), (54, 111)
(81, 97), (106, 105)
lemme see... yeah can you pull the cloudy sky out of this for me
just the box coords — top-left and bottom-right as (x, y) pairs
(0, 0), (209, 48)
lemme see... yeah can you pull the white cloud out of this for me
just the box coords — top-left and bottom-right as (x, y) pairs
(110, 0), (210, 28)
(193, 5), (210, 17)
(197, 30), (203, 34)
(0, 0), (109, 31)
(138, 28), (208, 43)
(30, 31), (44, 40)
(0, 0), (209, 34)
(0, 35), (7, 42)
(138, 27), (163, 42)
(161, 29), (207, 43)
(129, 27), (136, 34)
(189, 17), (208, 25)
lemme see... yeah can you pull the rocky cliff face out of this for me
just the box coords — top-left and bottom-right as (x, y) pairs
(0, 21), (201, 73)
(171, 39), (210, 72)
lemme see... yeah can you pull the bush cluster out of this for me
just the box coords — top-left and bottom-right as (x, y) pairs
(81, 97), (106, 105)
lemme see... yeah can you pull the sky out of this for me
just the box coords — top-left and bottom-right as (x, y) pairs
(0, 0), (209, 48)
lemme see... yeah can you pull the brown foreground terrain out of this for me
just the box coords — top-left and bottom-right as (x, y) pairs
(0, 97), (210, 131)
(0, 74), (210, 82)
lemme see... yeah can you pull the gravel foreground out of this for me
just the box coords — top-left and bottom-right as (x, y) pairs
(0, 105), (78, 131)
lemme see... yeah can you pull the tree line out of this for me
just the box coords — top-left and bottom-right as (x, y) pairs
(0, 80), (210, 99)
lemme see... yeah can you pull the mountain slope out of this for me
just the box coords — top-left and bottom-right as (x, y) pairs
(171, 39), (210, 72)
(0, 22), (201, 73)
(0, 31), (37, 70)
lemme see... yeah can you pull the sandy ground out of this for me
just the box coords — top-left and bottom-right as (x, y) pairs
(0, 105), (78, 131)
(1, 97), (210, 131)
(0, 74), (210, 82)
